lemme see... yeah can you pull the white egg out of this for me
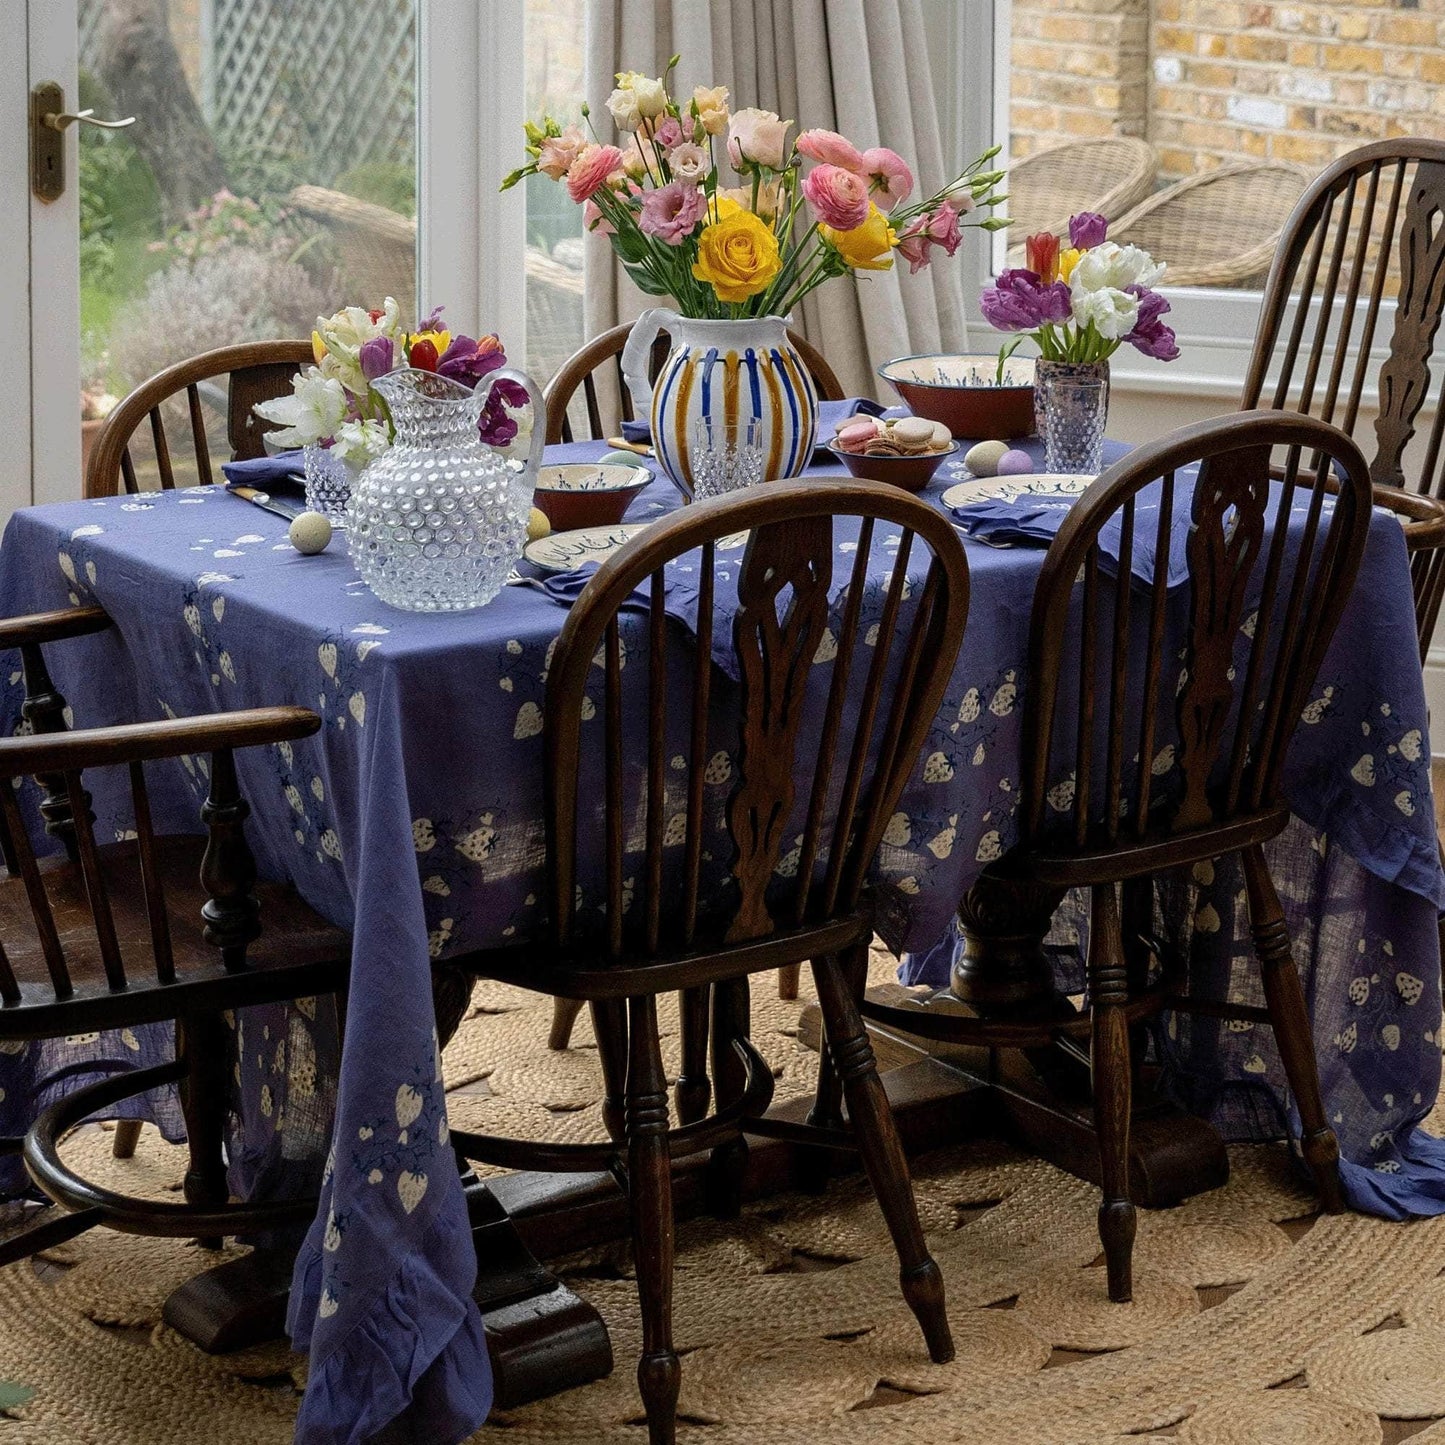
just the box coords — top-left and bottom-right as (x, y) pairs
(964, 439), (1011, 477)
(289, 512), (333, 555)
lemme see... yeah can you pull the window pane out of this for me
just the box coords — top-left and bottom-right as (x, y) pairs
(524, 0), (587, 384)
(78, 0), (418, 487)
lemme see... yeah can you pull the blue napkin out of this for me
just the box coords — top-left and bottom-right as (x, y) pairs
(953, 478), (1194, 589)
(221, 450), (305, 487)
(621, 397), (886, 454)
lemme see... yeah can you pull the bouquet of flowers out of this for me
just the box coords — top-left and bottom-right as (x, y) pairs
(503, 58), (1009, 318)
(254, 299), (531, 466)
(980, 213), (1180, 371)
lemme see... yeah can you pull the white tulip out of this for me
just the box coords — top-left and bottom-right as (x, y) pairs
(254, 369), (349, 447)
(331, 418), (391, 466)
(1069, 241), (1166, 295)
(1071, 285), (1141, 341)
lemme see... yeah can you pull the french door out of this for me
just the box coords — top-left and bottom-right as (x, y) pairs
(5, 0), (525, 518)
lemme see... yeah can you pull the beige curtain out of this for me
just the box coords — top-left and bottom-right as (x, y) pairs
(583, 0), (969, 397)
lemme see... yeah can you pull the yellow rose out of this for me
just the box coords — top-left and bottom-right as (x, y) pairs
(819, 204), (897, 272)
(692, 210), (782, 302)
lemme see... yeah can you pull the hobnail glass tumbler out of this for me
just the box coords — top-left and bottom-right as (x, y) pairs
(303, 444), (360, 528)
(1042, 376), (1107, 475)
(689, 417), (766, 501)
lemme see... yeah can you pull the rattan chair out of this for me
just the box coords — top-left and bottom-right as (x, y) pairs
(1109, 162), (1312, 288)
(1005, 136), (1157, 252)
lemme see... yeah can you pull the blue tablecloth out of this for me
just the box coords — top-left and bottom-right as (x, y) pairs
(0, 425), (1442, 1444)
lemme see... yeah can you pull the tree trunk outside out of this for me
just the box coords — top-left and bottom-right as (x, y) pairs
(96, 0), (228, 225)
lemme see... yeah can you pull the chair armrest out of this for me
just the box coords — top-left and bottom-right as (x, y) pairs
(0, 706), (320, 778)
(0, 606), (112, 649)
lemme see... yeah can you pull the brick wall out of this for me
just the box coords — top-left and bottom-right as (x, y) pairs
(1011, 0), (1445, 179)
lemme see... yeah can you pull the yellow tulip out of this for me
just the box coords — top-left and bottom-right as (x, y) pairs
(692, 209), (782, 302)
(1058, 247), (1083, 283)
(410, 329), (452, 356)
(819, 204), (897, 272)
(311, 330), (327, 364)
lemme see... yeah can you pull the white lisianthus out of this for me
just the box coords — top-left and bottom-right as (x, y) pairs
(253, 369), (348, 447)
(331, 418), (391, 466)
(1070, 285), (1141, 341)
(630, 74), (668, 118)
(1069, 241), (1166, 295)
(606, 84), (642, 132)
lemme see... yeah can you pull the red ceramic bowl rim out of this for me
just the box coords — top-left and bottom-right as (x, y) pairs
(534, 463), (651, 494)
(877, 352), (1036, 392)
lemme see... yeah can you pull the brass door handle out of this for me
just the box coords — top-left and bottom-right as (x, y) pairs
(30, 81), (136, 204)
(42, 108), (136, 133)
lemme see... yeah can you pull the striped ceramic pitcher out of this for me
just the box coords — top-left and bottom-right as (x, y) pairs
(620, 309), (820, 498)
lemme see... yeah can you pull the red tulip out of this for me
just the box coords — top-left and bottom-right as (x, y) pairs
(1025, 231), (1060, 286)
(409, 337), (439, 372)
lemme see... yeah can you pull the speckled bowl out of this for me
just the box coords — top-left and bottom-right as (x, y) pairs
(878, 354), (1036, 440)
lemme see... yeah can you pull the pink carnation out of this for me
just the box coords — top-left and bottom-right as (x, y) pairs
(860, 147), (913, 211)
(638, 179), (707, 245)
(537, 124), (586, 181)
(566, 143), (625, 203)
(795, 128), (865, 172)
(802, 163), (870, 231)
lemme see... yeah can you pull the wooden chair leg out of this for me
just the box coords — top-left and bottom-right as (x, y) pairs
(1088, 884), (1137, 1304)
(796, 950), (862, 1194)
(777, 963), (802, 1000)
(675, 986), (711, 1125)
(591, 999), (628, 1143)
(111, 1119), (143, 1160)
(625, 993), (680, 1445)
(549, 996), (586, 1051)
(178, 1012), (231, 1251)
(704, 976), (751, 1219)
(812, 943), (954, 1365)
(1242, 844), (1345, 1213)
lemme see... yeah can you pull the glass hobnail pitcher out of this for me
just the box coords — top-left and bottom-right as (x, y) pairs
(347, 366), (545, 612)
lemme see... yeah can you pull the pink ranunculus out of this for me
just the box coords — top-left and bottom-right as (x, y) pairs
(795, 128), (866, 172)
(653, 116), (684, 150)
(669, 141), (708, 184)
(860, 147), (913, 211)
(638, 179), (708, 245)
(566, 143), (625, 203)
(802, 164), (870, 231)
(536, 124), (586, 181)
(727, 107), (791, 171)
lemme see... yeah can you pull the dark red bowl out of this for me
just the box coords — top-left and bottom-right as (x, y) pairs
(533, 462), (652, 531)
(826, 441), (959, 493)
(878, 353), (1036, 440)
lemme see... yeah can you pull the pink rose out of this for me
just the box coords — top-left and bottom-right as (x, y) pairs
(669, 141), (708, 184)
(727, 107), (791, 171)
(536, 124), (585, 181)
(566, 143), (625, 202)
(638, 179), (707, 245)
(654, 116), (684, 150)
(802, 164), (870, 231)
(795, 128), (865, 172)
(860, 147), (913, 211)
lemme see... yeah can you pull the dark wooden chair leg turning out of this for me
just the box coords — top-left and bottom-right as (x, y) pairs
(675, 986), (711, 1125)
(1241, 844), (1345, 1213)
(111, 1118), (144, 1159)
(626, 994), (681, 1445)
(812, 942), (954, 1364)
(705, 977), (750, 1219)
(591, 999), (629, 1143)
(548, 996), (585, 1051)
(777, 962), (802, 1000)
(1088, 885), (1136, 1303)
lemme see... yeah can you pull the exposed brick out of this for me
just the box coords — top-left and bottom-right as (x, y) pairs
(1321, 43), (1387, 72)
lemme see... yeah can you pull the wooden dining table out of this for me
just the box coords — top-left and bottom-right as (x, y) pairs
(0, 420), (1442, 1444)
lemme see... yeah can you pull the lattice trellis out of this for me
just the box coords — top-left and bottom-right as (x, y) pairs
(79, 0), (416, 191)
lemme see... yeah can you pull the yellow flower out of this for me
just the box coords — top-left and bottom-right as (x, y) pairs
(1058, 247), (1083, 283)
(819, 204), (897, 272)
(311, 329), (327, 364)
(710, 194), (742, 222)
(692, 209), (782, 302)
(409, 328), (452, 356)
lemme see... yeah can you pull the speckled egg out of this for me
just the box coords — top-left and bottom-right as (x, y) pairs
(288, 511), (332, 555)
(527, 506), (551, 541)
(996, 448), (1036, 476)
(963, 439), (1011, 477)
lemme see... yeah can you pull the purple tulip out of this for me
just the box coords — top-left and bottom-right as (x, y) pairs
(1068, 211), (1108, 249)
(417, 304), (446, 333)
(359, 335), (394, 382)
(1124, 286), (1180, 361)
(438, 334), (508, 387)
(980, 268), (1073, 331)
(478, 377), (530, 447)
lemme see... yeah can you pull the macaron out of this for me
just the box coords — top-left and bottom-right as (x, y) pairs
(963, 439), (1010, 478)
(996, 448), (1035, 476)
(837, 420), (880, 453)
(892, 416), (935, 447)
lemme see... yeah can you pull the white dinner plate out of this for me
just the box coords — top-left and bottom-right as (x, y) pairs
(524, 523), (653, 571)
(941, 472), (1096, 508)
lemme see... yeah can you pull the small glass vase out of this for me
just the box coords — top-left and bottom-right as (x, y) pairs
(690, 417), (766, 500)
(1033, 358), (1110, 443)
(303, 443), (361, 528)
(1042, 375), (1107, 474)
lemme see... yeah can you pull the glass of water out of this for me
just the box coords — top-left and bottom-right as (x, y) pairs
(1042, 376), (1107, 475)
(690, 417), (766, 501)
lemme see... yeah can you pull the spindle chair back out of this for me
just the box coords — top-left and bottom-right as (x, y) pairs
(542, 321), (844, 445)
(1241, 139), (1445, 651)
(85, 340), (313, 498)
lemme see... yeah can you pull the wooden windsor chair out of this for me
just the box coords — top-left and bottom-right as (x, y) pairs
(446, 480), (969, 1444)
(541, 319), (845, 445)
(85, 340), (314, 499)
(1241, 138), (1445, 657)
(0, 605), (349, 1267)
(859, 410), (1371, 1304)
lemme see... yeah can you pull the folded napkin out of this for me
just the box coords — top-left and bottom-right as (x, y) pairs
(222, 451), (309, 519)
(620, 397), (886, 453)
(519, 563), (657, 613)
(952, 478), (1194, 589)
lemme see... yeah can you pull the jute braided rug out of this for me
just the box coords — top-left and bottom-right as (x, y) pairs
(4, 947), (1445, 1444)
